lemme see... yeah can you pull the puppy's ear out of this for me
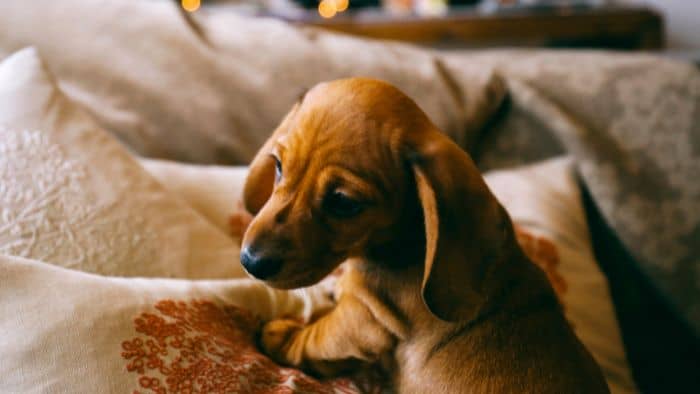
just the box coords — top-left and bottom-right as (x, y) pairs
(407, 129), (508, 322)
(243, 99), (302, 214)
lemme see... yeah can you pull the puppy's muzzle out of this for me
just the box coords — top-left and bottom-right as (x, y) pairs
(240, 246), (283, 280)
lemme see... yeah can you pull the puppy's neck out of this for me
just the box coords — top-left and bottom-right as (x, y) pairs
(361, 222), (557, 330)
(364, 232), (425, 271)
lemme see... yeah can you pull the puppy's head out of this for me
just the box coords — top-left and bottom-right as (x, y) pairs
(241, 78), (510, 322)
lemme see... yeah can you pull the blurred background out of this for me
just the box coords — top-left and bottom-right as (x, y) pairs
(181, 0), (698, 57)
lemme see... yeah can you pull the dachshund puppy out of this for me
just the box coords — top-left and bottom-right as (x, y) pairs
(240, 78), (609, 393)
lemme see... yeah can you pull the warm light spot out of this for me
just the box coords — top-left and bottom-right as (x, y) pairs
(335, 0), (349, 12)
(181, 0), (200, 12)
(318, 0), (337, 19)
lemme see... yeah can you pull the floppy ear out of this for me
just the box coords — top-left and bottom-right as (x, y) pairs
(407, 129), (509, 322)
(243, 100), (302, 214)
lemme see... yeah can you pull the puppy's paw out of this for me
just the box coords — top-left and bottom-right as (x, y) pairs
(260, 319), (303, 365)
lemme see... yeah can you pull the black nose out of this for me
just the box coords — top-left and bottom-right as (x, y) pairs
(240, 246), (283, 280)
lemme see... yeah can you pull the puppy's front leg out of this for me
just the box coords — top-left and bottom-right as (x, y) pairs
(261, 294), (396, 376)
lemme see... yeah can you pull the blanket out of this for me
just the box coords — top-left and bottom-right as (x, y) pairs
(447, 51), (700, 335)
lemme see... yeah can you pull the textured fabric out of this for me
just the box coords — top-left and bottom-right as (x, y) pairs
(0, 0), (484, 164)
(447, 50), (700, 334)
(140, 158), (248, 235)
(0, 254), (371, 394)
(0, 48), (242, 279)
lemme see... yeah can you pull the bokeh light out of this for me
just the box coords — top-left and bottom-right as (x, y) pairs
(335, 0), (349, 12)
(181, 0), (201, 13)
(318, 0), (337, 19)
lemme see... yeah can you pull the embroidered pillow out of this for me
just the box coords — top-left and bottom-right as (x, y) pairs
(0, 254), (383, 393)
(0, 48), (241, 279)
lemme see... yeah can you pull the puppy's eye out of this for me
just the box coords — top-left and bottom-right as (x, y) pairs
(272, 156), (282, 183)
(324, 190), (363, 218)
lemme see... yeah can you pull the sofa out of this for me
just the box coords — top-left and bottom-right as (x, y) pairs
(0, 1), (698, 392)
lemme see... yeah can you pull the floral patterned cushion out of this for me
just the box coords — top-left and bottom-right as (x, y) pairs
(0, 48), (242, 279)
(0, 254), (379, 393)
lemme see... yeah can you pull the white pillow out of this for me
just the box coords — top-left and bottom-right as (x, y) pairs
(0, 0), (479, 164)
(141, 156), (638, 394)
(0, 48), (242, 279)
(140, 158), (248, 236)
(0, 254), (361, 393)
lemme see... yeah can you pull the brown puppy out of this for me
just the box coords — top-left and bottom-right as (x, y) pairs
(240, 78), (610, 393)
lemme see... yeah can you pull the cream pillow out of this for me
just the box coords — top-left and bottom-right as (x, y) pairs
(141, 156), (638, 393)
(0, 48), (241, 279)
(0, 0), (476, 164)
(484, 157), (637, 394)
(0, 254), (371, 393)
(140, 158), (248, 236)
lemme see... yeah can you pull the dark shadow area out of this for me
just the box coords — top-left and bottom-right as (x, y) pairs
(581, 181), (700, 394)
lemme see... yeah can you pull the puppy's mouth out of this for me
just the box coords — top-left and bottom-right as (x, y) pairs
(263, 264), (339, 290)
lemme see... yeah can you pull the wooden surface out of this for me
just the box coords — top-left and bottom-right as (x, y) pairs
(281, 5), (664, 49)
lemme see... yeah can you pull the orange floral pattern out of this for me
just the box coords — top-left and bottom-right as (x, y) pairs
(121, 300), (382, 394)
(515, 226), (567, 297)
